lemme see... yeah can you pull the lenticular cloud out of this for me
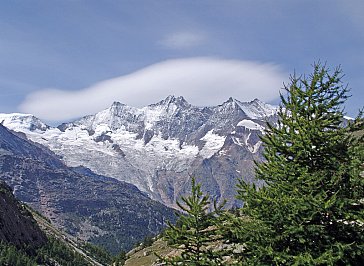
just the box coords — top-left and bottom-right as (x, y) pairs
(19, 57), (287, 121)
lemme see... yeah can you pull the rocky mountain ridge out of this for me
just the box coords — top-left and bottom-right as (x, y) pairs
(0, 96), (279, 208)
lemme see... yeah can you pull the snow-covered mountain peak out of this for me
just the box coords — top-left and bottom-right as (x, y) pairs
(251, 98), (262, 103)
(109, 101), (127, 111)
(149, 95), (191, 109)
(64, 102), (141, 131)
(0, 113), (49, 132)
(72, 96), (195, 132)
(218, 97), (241, 111)
(234, 98), (278, 119)
(107, 101), (139, 117)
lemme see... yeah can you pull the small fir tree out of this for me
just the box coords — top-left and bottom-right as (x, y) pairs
(160, 177), (225, 265)
(235, 63), (364, 265)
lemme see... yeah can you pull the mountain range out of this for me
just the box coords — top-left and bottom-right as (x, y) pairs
(0, 96), (278, 209)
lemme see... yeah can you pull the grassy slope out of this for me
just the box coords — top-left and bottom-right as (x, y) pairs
(124, 238), (175, 266)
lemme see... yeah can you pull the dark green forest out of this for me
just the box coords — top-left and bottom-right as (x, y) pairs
(0, 237), (127, 266)
(0, 238), (90, 266)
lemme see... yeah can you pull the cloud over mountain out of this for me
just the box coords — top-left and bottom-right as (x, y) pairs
(19, 57), (287, 121)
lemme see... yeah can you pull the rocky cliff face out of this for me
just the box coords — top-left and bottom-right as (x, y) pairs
(0, 124), (176, 253)
(0, 180), (47, 250)
(0, 96), (278, 208)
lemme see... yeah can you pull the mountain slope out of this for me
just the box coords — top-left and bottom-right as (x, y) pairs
(0, 180), (47, 249)
(0, 180), (103, 265)
(0, 124), (176, 254)
(0, 96), (278, 208)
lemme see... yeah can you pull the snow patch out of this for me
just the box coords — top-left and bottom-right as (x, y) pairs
(94, 124), (111, 135)
(232, 135), (262, 153)
(199, 130), (225, 158)
(237, 119), (264, 131)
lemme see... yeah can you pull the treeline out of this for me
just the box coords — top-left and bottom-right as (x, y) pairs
(0, 237), (89, 266)
(0, 237), (128, 266)
(159, 63), (364, 265)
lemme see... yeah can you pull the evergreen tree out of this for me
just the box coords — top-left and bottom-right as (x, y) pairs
(235, 63), (364, 265)
(160, 177), (225, 265)
(113, 250), (127, 265)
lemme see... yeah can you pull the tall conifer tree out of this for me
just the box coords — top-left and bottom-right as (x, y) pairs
(236, 63), (364, 265)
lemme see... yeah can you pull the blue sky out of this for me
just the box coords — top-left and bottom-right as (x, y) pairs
(0, 0), (363, 122)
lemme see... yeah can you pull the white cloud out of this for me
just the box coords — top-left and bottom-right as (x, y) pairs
(19, 57), (287, 121)
(160, 31), (207, 49)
